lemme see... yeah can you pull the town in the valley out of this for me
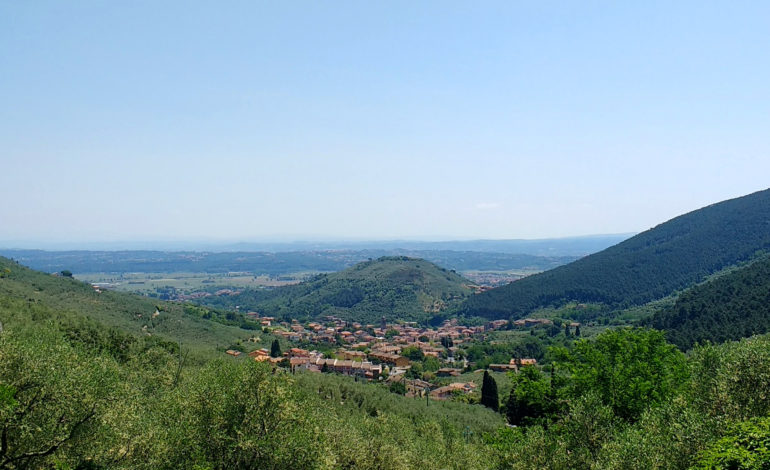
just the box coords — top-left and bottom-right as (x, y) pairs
(225, 313), (579, 401)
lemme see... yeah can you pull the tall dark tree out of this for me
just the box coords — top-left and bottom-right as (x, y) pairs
(480, 370), (499, 411)
(270, 339), (281, 358)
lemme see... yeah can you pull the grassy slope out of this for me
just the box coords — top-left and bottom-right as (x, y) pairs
(462, 188), (770, 320)
(0, 256), (254, 353)
(201, 256), (475, 323)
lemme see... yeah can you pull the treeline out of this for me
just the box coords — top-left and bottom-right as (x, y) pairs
(646, 255), (770, 350)
(462, 188), (770, 320)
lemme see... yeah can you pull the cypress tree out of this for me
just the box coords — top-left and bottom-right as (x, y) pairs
(481, 370), (499, 411)
(270, 339), (281, 357)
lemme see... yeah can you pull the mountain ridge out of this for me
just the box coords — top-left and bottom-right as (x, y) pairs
(461, 188), (770, 320)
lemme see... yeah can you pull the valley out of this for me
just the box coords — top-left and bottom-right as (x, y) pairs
(3, 189), (770, 469)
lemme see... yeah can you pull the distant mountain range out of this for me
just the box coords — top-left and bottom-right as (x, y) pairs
(0, 234), (632, 257)
(461, 188), (770, 320)
(0, 249), (580, 277)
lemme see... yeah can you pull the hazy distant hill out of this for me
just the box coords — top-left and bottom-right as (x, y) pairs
(0, 234), (631, 256)
(461, 188), (770, 320)
(646, 254), (770, 350)
(0, 249), (578, 276)
(201, 256), (474, 323)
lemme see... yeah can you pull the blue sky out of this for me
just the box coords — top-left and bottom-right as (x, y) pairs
(2, 1), (769, 245)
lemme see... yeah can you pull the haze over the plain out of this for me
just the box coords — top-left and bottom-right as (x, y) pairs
(2, 1), (769, 244)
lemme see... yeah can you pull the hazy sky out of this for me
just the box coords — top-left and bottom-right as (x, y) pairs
(2, 1), (769, 245)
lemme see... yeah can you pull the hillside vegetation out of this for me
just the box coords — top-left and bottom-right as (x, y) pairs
(0, 256), (503, 469)
(646, 254), (770, 350)
(462, 188), (770, 320)
(202, 256), (475, 323)
(0, 256), (255, 354)
(3, 257), (770, 468)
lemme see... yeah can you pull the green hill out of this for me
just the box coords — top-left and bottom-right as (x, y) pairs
(645, 254), (770, 350)
(200, 256), (475, 323)
(0, 256), (258, 353)
(461, 188), (770, 320)
(0, 255), (501, 469)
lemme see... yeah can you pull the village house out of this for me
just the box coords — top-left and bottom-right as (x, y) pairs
(429, 385), (458, 400)
(311, 358), (382, 379)
(248, 348), (269, 359)
(511, 358), (537, 367)
(339, 350), (367, 361)
(287, 347), (310, 357)
(368, 352), (410, 367)
(436, 368), (462, 377)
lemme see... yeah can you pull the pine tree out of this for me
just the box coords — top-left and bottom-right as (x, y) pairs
(270, 339), (281, 358)
(575, 325), (581, 337)
(480, 370), (499, 411)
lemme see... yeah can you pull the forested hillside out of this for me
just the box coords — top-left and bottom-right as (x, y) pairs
(461, 188), (770, 320)
(201, 256), (474, 323)
(646, 255), (770, 350)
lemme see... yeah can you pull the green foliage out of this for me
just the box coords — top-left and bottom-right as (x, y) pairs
(162, 360), (322, 469)
(648, 254), (770, 349)
(568, 328), (688, 422)
(481, 370), (499, 411)
(401, 345), (424, 361)
(463, 188), (770, 319)
(688, 335), (770, 421)
(0, 328), (121, 469)
(691, 417), (770, 470)
(270, 338), (281, 357)
(389, 381), (406, 395)
(505, 365), (553, 426)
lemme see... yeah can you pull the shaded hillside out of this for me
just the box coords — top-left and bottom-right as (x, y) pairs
(0, 256), (256, 352)
(461, 188), (770, 319)
(646, 255), (770, 350)
(200, 256), (474, 323)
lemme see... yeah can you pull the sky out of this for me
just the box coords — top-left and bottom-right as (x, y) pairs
(2, 1), (770, 246)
